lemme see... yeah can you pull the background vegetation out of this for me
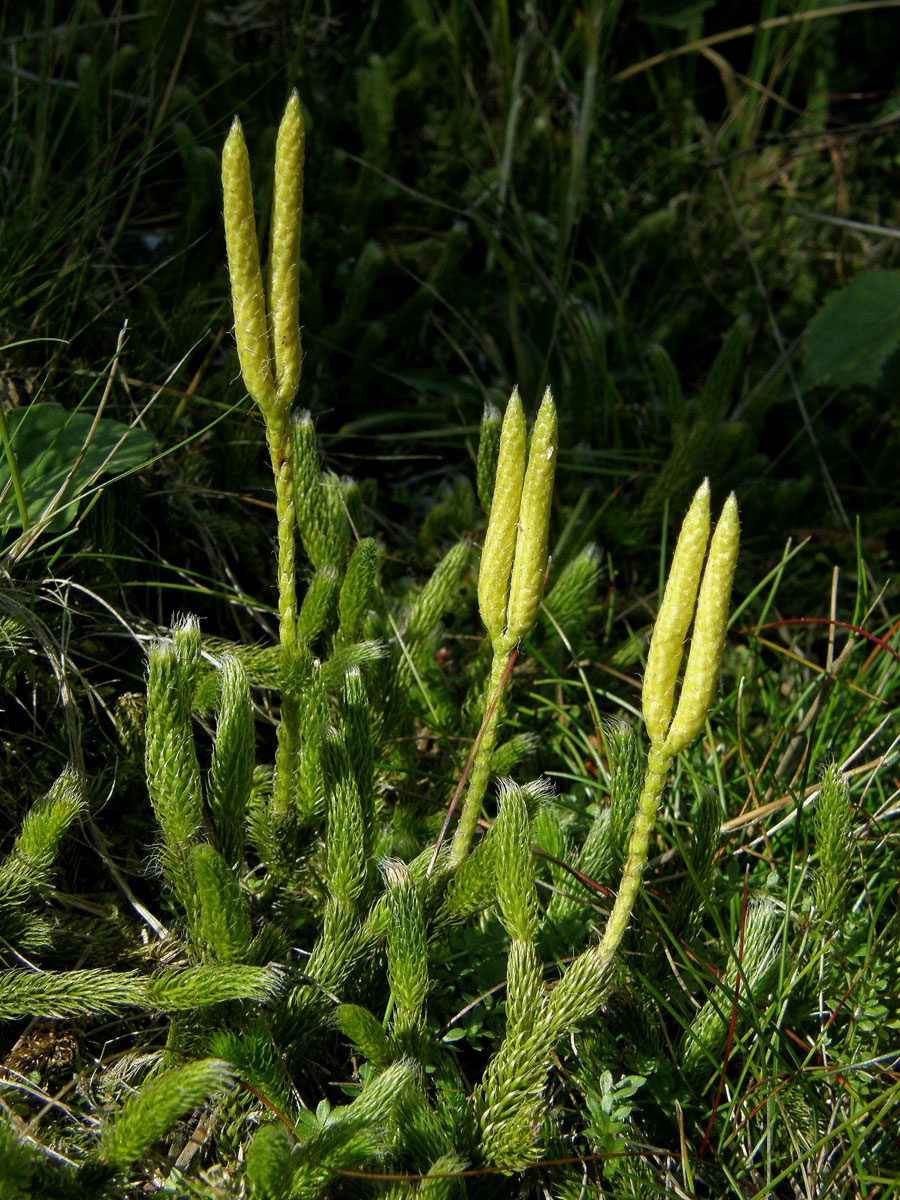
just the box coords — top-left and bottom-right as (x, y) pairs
(1, 1), (898, 1196)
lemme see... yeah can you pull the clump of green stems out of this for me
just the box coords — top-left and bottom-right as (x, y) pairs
(215, 95), (742, 1172)
(0, 94), (748, 1194)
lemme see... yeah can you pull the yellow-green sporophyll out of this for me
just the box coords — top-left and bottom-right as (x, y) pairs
(477, 388), (527, 646)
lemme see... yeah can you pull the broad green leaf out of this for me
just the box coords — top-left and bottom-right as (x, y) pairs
(803, 270), (900, 391)
(0, 401), (155, 532)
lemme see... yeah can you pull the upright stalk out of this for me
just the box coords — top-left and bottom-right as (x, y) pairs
(448, 388), (558, 868)
(598, 743), (669, 959)
(222, 93), (306, 819)
(267, 419), (300, 817)
(601, 486), (741, 964)
(547, 484), (740, 1032)
(449, 642), (515, 870)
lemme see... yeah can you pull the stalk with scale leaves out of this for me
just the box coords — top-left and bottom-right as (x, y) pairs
(449, 386), (558, 869)
(222, 91), (305, 818)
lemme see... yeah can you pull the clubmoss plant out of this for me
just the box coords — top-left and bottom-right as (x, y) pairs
(4, 18), (899, 1194)
(601, 483), (739, 964)
(0, 90), (756, 1195)
(226, 106), (742, 1171)
(144, 616), (205, 919)
(10, 94), (738, 1190)
(813, 762), (853, 927)
(461, 483), (740, 1169)
(0, 767), (85, 920)
(223, 91), (305, 819)
(449, 386), (558, 869)
(100, 1059), (234, 1169)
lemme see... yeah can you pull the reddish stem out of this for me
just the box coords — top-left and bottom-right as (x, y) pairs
(738, 616), (900, 664)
